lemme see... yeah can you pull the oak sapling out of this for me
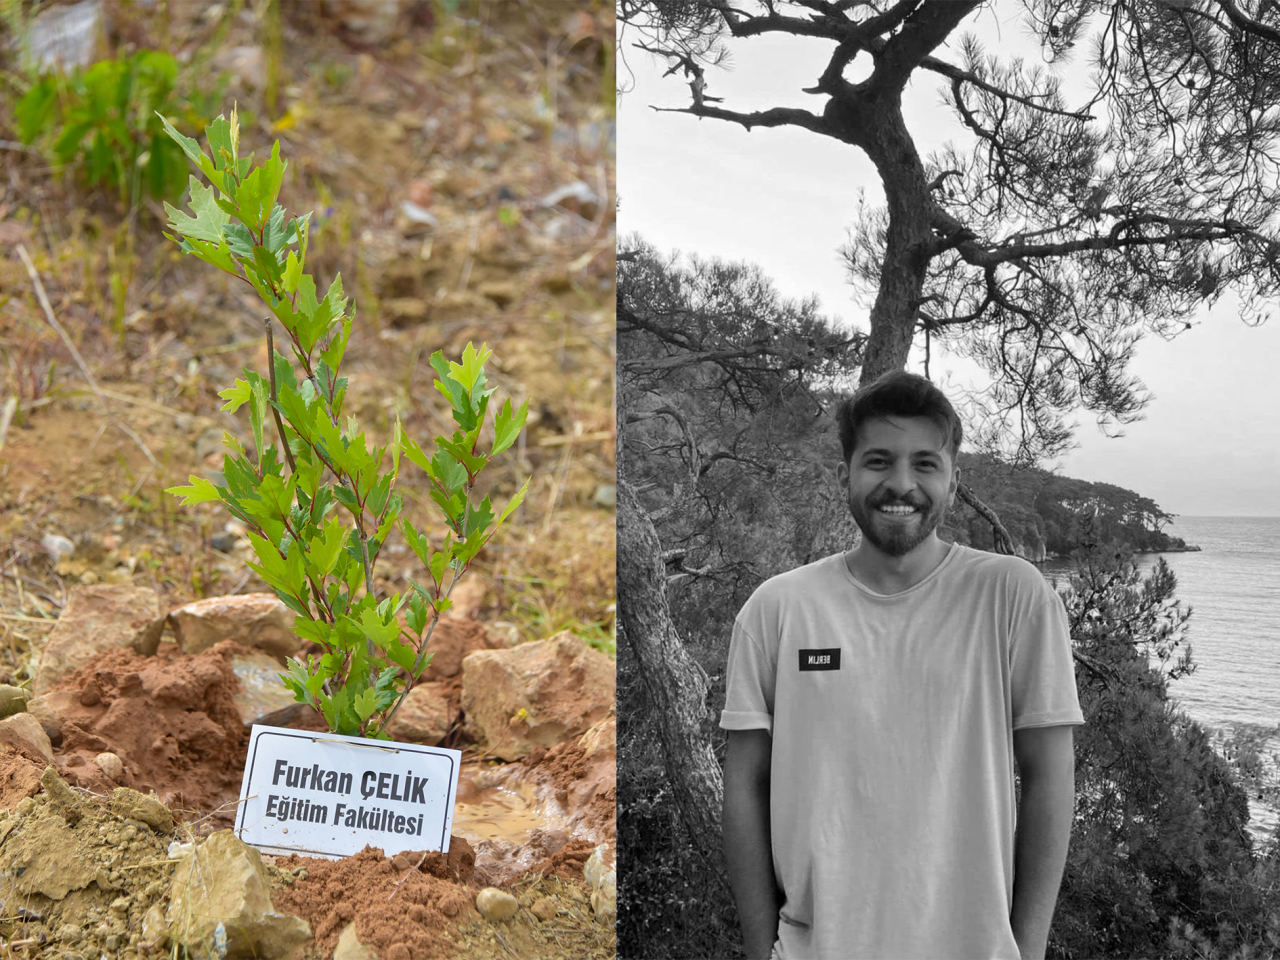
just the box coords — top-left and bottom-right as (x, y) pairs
(159, 108), (529, 739)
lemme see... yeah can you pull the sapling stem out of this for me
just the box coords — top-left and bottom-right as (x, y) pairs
(264, 316), (296, 475)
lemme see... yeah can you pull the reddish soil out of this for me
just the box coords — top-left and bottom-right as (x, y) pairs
(45, 641), (249, 814)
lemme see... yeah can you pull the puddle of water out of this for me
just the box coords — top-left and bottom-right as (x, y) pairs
(451, 761), (566, 847)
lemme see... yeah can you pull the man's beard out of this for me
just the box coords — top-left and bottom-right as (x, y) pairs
(847, 491), (948, 558)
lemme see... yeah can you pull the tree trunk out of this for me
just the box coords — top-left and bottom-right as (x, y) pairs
(617, 477), (730, 890)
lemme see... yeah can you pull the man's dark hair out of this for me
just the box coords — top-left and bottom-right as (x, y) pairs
(837, 371), (963, 464)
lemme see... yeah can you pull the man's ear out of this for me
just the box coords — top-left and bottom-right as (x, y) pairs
(837, 461), (849, 487)
(949, 464), (961, 506)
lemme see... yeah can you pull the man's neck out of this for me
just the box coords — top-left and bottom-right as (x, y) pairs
(845, 536), (951, 594)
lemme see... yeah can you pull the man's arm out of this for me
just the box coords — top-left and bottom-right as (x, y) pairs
(1010, 724), (1076, 960)
(723, 728), (780, 960)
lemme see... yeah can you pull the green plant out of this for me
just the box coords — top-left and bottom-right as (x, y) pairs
(14, 50), (223, 205)
(160, 108), (529, 739)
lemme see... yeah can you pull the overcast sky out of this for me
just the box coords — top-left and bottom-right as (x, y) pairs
(617, 7), (1280, 519)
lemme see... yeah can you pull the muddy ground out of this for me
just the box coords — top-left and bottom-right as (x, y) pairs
(0, 1), (615, 956)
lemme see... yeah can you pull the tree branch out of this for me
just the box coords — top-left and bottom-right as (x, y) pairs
(873, 0), (982, 95)
(649, 102), (828, 135)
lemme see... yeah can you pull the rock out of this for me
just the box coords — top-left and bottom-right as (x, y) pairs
(461, 633), (615, 760)
(0, 684), (29, 718)
(530, 897), (558, 921)
(165, 831), (311, 958)
(110, 787), (174, 835)
(210, 531), (238, 553)
(333, 921), (377, 960)
(385, 682), (451, 745)
(168, 594), (299, 661)
(24, 0), (102, 72)
(41, 532), (75, 562)
(229, 646), (306, 727)
(95, 752), (125, 783)
(0, 713), (54, 762)
(27, 690), (77, 745)
(0, 802), (97, 899)
(540, 180), (603, 221)
(443, 576), (486, 620)
(141, 903), (169, 949)
(33, 584), (167, 696)
(39, 765), (81, 820)
(422, 617), (507, 681)
(592, 484), (617, 509)
(578, 715), (615, 761)
(584, 843), (616, 923)
(475, 886), (518, 922)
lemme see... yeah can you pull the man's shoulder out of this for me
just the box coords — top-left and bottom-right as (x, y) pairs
(946, 543), (1055, 593)
(745, 553), (846, 607)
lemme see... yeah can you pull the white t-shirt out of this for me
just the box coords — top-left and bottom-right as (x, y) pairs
(721, 544), (1085, 960)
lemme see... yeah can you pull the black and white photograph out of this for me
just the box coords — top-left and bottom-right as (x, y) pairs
(617, 3), (1280, 959)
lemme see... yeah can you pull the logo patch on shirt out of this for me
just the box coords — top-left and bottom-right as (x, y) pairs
(798, 648), (840, 671)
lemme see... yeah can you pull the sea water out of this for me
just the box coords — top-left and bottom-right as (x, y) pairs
(1043, 515), (1280, 842)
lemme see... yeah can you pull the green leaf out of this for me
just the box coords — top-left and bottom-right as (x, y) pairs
(448, 341), (493, 396)
(436, 435), (487, 476)
(251, 244), (284, 289)
(219, 378), (252, 413)
(306, 516), (348, 578)
(405, 592), (430, 637)
(352, 685), (378, 724)
(177, 234), (237, 275)
(292, 617), (333, 647)
(319, 312), (352, 373)
(464, 495), (495, 540)
(401, 434), (434, 478)
(249, 379), (268, 469)
(492, 397), (529, 456)
(493, 477), (531, 532)
(15, 79), (56, 144)
(355, 607), (401, 651)
(165, 475), (223, 505)
(163, 176), (230, 243)
(155, 110), (223, 191)
(282, 250), (302, 295)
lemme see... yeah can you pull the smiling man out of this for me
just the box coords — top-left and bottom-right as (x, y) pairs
(720, 371), (1084, 960)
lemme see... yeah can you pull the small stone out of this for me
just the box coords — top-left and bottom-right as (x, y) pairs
(104, 935), (119, 950)
(392, 854), (410, 871)
(333, 921), (376, 960)
(95, 752), (125, 782)
(210, 531), (238, 553)
(0, 685), (29, 718)
(39, 765), (80, 820)
(591, 484), (617, 509)
(110, 897), (130, 914)
(58, 923), (82, 943)
(0, 713), (54, 762)
(41, 532), (75, 563)
(475, 887), (518, 922)
(15, 797), (33, 816)
(530, 898), (557, 921)
(109, 787), (173, 835)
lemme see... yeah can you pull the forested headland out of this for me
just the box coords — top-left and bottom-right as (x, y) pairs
(946, 453), (1198, 561)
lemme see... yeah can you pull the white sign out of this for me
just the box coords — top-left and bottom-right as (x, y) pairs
(235, 724), (461, 859)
